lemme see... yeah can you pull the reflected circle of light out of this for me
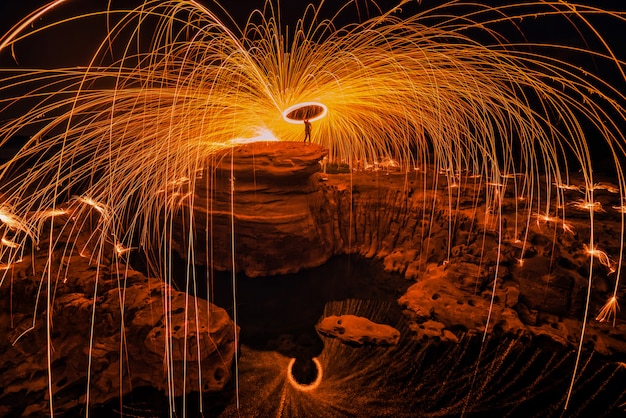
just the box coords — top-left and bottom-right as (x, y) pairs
(286, 357), (323, 392)
(282, 101), (328, 124)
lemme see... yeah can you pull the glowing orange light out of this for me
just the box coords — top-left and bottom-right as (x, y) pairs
(584, 244), (613, 270)
(1, 237), (20, 249)
(228, 128), (279, 145)
(571, 199), (605, 213)
(72, 196), (107, 215)
(114, 243), (135, 255)
(591, 183), (619, 193)
(554, 183), (581, 192)
(0, 0), (625, 414)
(562, 222), (575, 235)
(596, 296), (620, 324)
(38, 209), (68, 218)
(282, 102), (328, 124)
(0, 258), (22, 271)
(286, 357), (323, 392)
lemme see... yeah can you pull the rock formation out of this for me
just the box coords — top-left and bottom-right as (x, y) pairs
(3, 141), (626, 416)
(172, 142), (625, 357)
(316, 314), (400, 345)
(172, 141), (332, 277)
(0, 213), (238, 417)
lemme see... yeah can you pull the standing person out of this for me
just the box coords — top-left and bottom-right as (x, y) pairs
(303, 118), (311, 143)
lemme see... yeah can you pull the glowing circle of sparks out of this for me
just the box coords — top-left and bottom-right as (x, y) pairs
(286, 357), (323, 392)
(282, 102), (328, 124)
(0, 0), (625, 414)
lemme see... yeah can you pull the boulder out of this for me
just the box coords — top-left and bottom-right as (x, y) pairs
(171, 141), (332, 277)
(316, 314), (400, 346)
(0, 220), (237, 417)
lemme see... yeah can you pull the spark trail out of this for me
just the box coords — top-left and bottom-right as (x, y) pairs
(0, 0), (625, 415)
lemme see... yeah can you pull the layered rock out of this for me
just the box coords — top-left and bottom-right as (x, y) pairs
(171, 142), (625, 356)
(174, 143), (461, 280)
(172, 141), (331, 277)
(347, 178), (624, 355)
(2, 141), (625, 418)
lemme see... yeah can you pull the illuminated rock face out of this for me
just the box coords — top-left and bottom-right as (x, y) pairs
(398, 266), (526, 338)
(174, 141), (454, 277)
(173, 142), (625, 356)
(0, 225), (237, 417)
(173, 141), (333, 277)
(316, 314), (400, 345)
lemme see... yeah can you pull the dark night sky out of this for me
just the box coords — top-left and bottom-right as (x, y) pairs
(0, 0), (624, 137)
(0, 1), (395, 68)
(1, 1), (624, 67)
(0, 1), (624, 70)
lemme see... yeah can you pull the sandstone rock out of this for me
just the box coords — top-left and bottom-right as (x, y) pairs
(517, 254), (588, 317)
(167, 145), (625, 358)
(399, 264), (527, 338)
(409, 319), (460, 343)
(503, 285), (520, 307)
(0, 223), (237, 417)
(316, 314), (400, 346)
(171, 141), (331, 277)
(3, 140), (626, 418)
(173, 145), (475, 278)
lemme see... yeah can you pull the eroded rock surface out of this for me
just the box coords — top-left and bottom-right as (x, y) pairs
(0, 214), (237, 417)
(316, 314), (400, 345)
(171, 142), (625, 357)
(2, 142), (626, 418)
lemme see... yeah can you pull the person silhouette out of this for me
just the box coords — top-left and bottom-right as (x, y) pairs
(303, 118), (311, 143)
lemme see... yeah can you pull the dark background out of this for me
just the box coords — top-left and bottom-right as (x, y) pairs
(0, 0), (624, 167)
(1, 0), (624, 66)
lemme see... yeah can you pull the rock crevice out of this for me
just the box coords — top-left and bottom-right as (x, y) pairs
(173, 142), (625, 356)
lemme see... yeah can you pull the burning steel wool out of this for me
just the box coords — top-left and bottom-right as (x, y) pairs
(0, 1), (625, 416)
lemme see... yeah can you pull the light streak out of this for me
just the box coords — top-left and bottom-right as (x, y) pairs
(596, 296), (620, 324)
(1, 237), (20, 249)
(533, 212), (574, 234)
(71, 196), (107, 215)
(591, 182), (619, 193)
(562, 221), (575, 235)
(534, 212), (558, 225)
(554, 182), (582, 192)
(114, 242), (135, 255)
(286, 357), (323, 392)
(584, 243), (613, 270)
(37, 209), (68, 218)
(0, 0), (624, 416)
(571, 199), (605, 213)
(282, 102), (328, 124)
(228, 127), (279, 145)
(613, 205), (626, 213)
(0, 205), (33, 236)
